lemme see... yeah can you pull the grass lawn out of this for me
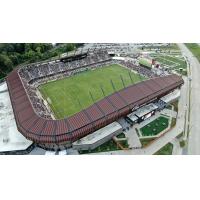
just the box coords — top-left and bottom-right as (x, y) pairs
(39, 64), (143, 119)
(139, 58), (152, 68)
(179, 140), (186, 148)
(163, 55), (186, 66)
(152, 54), (187, 72)
(116, 132), (126, 139)
(156, 55), (186, 69)
(185, 43), (200, 62)
(170, 118), (176, 128)
(171, 100), (178, 113)
(176, 132), (184, 139)
(140, 116), (169, 137)
(150, 53), (187, 75)
(166, 104), (173, 110)
(154, 143), (173, 155)
(79, 139), (129, 154)
(154, 57), (175, 66)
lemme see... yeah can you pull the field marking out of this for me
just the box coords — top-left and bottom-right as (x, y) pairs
(39, 64), (142, 119)
(166, 54), (185, 62)
(154, 56), (180, 68)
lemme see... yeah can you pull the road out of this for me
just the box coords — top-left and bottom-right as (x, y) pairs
(178, 43), (200, 155)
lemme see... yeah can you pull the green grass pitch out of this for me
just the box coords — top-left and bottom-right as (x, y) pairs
(39, 64), (144, 119)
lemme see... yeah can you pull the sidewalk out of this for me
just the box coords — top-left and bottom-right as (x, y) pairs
(90, 76), (188, 155)
(171, 138), (182, 155)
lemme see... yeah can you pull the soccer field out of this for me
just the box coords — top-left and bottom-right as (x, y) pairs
(39, 64), (143, 119)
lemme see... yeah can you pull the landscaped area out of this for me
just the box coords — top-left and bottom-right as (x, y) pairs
(171, 100), (179, 112)
(154, 143), (173, 155)
(140, 116), (169, 137)
(116, 133), (126, 139)
(166, 104), (173, 110)
(140, 138), (155, 148)
(39, 64), (143, 119)
(170, 118), (176, 128)
(78, 139), (129, 154)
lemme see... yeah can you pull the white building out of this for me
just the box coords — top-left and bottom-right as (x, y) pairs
(160, 89), (180, 104)
(134, 103), (158, 121)
(73, 122), (122, 151)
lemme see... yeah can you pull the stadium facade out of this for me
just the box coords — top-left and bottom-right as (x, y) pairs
(6, 50), (184, 150)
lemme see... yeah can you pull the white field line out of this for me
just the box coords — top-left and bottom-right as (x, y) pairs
(42, 88), (60, 119)
(165, 54), (186, 62)
(155, 56), (180, 68)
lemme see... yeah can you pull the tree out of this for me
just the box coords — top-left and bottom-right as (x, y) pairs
(0, 54), (13, 71)
(25, 43), (32, 52)
(4, 58), (13, 69)
(14, 43), (25, 53)
(0, 43), (84, 78)
(9, 54), (19, 65)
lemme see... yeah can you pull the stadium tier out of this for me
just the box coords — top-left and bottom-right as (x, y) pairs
(60, 49), (88, 62)
(6, 64), (183, 150)
(5, 50), (183, 150)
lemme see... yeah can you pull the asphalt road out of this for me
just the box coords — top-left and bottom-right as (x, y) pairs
(178, 43), (200, 155)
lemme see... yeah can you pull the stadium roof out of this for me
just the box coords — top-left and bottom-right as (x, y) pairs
(6, 69), (184, 144)
(0, 82), (32, 152)
(61, 49), (88, 59)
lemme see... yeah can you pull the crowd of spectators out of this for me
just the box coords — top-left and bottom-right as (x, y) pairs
(19, 50), (111, 82)
(18, 49), (162, 119)
(18, 50), (114, 119)
(119, 60), (157, 78)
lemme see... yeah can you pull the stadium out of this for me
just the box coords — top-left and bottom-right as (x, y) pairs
(5, 47), (184, 151)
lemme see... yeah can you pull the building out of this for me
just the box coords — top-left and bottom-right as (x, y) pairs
(72, 122), (122, 151)
(127, 103), (158, 123)
(160, 89), (180, 105)
(6, 65), (184, 150)
(126, 113), (138, 125)
(134, 103), (158, 122)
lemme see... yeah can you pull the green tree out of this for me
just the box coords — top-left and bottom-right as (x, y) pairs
(0, 43), (84, 78)
(9, 54), (19, 65)
(0, 54), (13, 72)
